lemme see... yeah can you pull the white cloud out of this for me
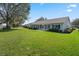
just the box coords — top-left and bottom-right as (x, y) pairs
(67, 9), (72, 12)
(66, 4), (77, 13)
(67, 4), (77, 8)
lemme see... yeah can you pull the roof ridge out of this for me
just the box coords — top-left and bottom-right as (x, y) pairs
(48, 16), (69, 20)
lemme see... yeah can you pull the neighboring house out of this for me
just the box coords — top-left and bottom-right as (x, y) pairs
(0, 18), (6, 29)
(27, 16), (72, 32)
(0, 23), (6, 29)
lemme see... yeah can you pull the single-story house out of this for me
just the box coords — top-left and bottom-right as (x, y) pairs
(27, 16), (72, 32)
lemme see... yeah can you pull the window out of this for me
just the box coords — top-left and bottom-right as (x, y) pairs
(48, 24), (50, 29)
(45, 25), (47, 29)
(52, 24), (54, 29)
(51, 24), (60, 30)
(40, 25), (43, 29)
(55, 25), (60, 29)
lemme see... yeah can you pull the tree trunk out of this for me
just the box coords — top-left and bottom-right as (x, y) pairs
(6, 21), (11, 29)
(6, 14), (11, 29)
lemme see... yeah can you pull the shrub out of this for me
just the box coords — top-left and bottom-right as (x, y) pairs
(72, 27), (76, 30)
(22, 25), (32, 29)
(32, 27), (38, 30)
(48, 29), (59, 32)
(64, 28), (74, 33)
(22, 25), (27, 28)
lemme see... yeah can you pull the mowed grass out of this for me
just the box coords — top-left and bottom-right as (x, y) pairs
(0, 28), (79, 56)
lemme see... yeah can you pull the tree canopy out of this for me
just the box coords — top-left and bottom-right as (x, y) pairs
(35, 17), (47, 22)
(72, 18), (79, 25)
(0, 3), (30, 29)
(72, 18), (79, 28)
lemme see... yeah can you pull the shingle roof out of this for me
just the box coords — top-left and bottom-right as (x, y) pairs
(29, 16), (70, 25)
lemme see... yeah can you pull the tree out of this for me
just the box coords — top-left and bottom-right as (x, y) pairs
(35, 17), (47, 22)
(0, 3), (30, 29)
(72, 18), (79, 28)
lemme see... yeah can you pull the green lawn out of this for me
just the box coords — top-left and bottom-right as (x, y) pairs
(0, 28), (79, 56)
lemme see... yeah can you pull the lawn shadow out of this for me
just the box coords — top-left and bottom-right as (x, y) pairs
(0, 29), (19, 32)
(23, 28), (73, 34)
(46, 30), (72, 34)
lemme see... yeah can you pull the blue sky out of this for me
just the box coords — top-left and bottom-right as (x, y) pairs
(24, 3), (79, 24)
